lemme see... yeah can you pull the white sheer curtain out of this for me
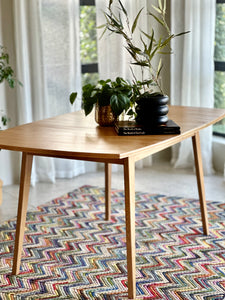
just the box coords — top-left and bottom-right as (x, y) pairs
(96, 0), (152, 169)
(170, 0), (216, 175)
(13, 0), (96, 185)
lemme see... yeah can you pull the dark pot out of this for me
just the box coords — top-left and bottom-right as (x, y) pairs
(135, 93), (169, 127)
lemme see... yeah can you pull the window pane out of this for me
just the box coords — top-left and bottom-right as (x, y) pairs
(215, 3), (225, 62)
(80, 6), (98, 64)
(214, 71), (225, 134)
(214, 3), (225, 135)
(82, 73), (99, 86)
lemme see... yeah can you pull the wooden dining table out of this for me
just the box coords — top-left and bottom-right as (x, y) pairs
(0, 105), (225, 299)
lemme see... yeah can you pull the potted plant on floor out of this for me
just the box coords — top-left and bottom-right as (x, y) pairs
(100, 0), (189, 128)
(0, 45), (21, 129)
(70, 77), (135, 126)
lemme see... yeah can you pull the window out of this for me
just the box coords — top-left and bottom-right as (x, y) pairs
(214, 0), (225, 136)
(80, 0), (99, 85)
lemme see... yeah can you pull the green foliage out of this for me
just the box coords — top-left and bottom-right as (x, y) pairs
(0, 45), (21, 129)
(214, 4), (225, 134)
(215, 4), (225, 61)
(214, 71), (225, 134)
(101, 0), (188, 94)
(82, 72), (99, 86)
(70, 1), (188, 120)
(80, 6), (98, 64)
(70, 77), (135, 117)
(0, 46), (20, 88)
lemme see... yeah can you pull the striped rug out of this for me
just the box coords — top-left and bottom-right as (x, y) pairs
(0, 186), (224, 299)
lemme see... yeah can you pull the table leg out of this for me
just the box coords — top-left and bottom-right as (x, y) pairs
(192, 132), (209, 235)
(12, 153), (33, 275)
(124, 157), (136, 300)
(105, 163), (112, 221)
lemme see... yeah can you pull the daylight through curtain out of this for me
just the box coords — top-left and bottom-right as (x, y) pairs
(13, 0), (96, 184)
(170, 0), (216, 175)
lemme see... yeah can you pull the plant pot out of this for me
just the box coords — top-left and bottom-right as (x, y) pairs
(95, 103), (116, 126)
(135, 93), (169, 127)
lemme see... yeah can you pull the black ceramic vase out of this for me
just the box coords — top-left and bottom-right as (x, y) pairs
(135, 93), (169, 127)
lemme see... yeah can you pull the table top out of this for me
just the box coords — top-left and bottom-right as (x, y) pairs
(0, 106), (224, 163)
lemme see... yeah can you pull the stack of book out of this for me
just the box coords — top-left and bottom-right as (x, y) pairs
(114, 119), (180, 136)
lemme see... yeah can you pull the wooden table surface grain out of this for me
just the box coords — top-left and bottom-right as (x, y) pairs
(0, 105), (224, 162)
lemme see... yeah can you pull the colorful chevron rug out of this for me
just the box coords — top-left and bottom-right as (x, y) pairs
(0, 186), (225, 299)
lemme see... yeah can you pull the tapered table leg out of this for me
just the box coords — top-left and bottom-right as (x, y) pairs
(105, 163), (112, 221)
(192, 132), (209, 235)
(124, 157), (136, 300)
(12, 153), (33, 275)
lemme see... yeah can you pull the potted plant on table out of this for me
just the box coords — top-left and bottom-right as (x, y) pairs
(100, 0), (189, 128)
(70, 76), (135, 126)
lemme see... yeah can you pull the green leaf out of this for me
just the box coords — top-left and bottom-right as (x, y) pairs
(152, 5), (161, 14)
(116, 77), (122, 85)
(70, 92), (77, 105)
(83, 101), (94, 116)
(163, 0), (167, 13)
(160, 35), (174, 49)
(110, 94), (130, 116)
(158, 0), (162, 10)
(141, 29), (154, 41)
(131, 61), (149, 67)
(157, 59), (162, 72)
(131, 8), (143, 34)
(109, 0), (113, 9)
(104, 12), (121, 29)
(140, 35), (148, 53)
(157, 59), (162, 76)
(99, 26), (108, 40)
(127, 43), (142, 54)
(146, 29), (155, 55)
(126, 108), (135, 116)
(125, 47), (137, 60)
(1, 116), (8, 126)
(138, 79), (153, 86)
(96, 24), (106, 29)
(149, 45), (161, 60)
(149, 12), (165, 28)
(118, 0), (128, 16)
(175, 31), (190, 37)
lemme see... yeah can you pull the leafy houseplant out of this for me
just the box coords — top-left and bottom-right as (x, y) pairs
(101, 0), (188, 127)
(0, 45), (21, 129)
(70, 77), (135, 126)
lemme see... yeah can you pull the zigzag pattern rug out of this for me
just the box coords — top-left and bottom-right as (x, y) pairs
(0, 185), (225, 299)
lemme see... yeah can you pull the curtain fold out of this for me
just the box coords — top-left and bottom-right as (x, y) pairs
(13, 0), (96, 185)
(170, 0), (216, 175)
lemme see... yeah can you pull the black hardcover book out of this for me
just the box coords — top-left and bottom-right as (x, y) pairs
(114, 119), (180, 135)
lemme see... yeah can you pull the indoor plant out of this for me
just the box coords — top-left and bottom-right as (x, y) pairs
(101, 0), (188, 127)
(0, 45), (21, 129)
(70, 77), (135, 126)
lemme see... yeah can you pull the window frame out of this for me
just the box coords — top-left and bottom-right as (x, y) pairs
(214, 0), (225, 137)
(79, 0), (98, 75)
